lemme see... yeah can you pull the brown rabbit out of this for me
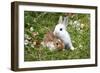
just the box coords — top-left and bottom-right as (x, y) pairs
(42, 31), (64, 51)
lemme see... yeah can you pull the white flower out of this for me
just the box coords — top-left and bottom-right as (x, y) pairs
(27, 23), (30, 25)
(25, 34), (31, 40)
(72, 40), (75, 43)
(24, 40), (29, 45)
(76, 28), (80, 31)
(33, 19), (36, 22)
(79, 44), (83, 49)
(30, 27), (34, 31)
(73, 21), (78, 24)
(73, 20), (81, 31)
(25, 34), (28, 38)
(32, 32), (39, 37)
(81, 24), (84, 29)
(31, 44), (34, 48)
(69, 20), (73, 25)
(73, 20), (80, 26)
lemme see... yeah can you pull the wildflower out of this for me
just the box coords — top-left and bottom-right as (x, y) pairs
(73, 20), (81, 31)
(31, 44), (34, 48)
(25, 34), (29, 39)
(72, 40), (75, 43)
(25, 34), (31, 40)
(79, 44), (83, 49)
(24, 40), (29, 45)
(81, 24), (84, 29)
(33, 19), (36, 22)
(73, 21), (80, 27)
(69, 20), (73, 25)
(27, 23), (30, 25)
(32, 32), (39, 37)
(30, 27), (34, 31)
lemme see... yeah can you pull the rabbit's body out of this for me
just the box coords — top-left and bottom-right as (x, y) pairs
(53, 16), (74, 50)
(42, 31), (64, 51)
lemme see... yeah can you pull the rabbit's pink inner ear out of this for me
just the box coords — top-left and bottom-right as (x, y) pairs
(58, 16), (63, 24)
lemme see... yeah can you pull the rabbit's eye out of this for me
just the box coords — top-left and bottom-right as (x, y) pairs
(56, 43), (58, 45)
(60, 28), (62, 31)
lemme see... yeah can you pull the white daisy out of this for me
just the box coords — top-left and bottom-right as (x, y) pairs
(24, 40), (29, 45)
(30, 27), (34, 32)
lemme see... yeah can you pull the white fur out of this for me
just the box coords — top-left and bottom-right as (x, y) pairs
(53, 16), (74, 50)
(46, 42), (56, 51)
(41, 41), (56, 51)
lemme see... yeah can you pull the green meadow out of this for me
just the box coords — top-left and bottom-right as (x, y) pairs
(24, 11), (90, 61)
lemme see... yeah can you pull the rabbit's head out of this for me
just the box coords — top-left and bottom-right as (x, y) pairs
(53, 38), (64, 51)
(53, 16), (68, 38)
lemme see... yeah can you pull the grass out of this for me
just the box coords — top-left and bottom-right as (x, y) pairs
(24, 11), (90, 61)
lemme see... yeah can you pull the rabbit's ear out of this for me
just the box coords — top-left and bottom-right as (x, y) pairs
(58, 16), (63, 24)
(63, 16), (68, 26)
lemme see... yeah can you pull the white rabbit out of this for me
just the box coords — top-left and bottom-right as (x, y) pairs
(53, 16), (74, 50)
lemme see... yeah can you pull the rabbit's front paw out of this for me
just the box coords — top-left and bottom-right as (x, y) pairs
(71, 46), (75, 50)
